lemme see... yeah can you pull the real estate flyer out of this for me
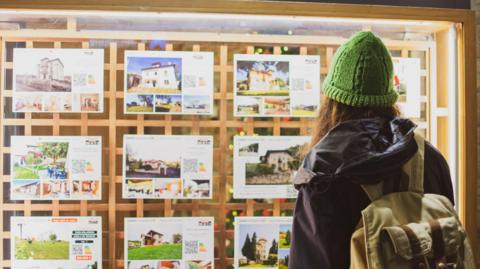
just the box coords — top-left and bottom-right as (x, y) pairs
(234, 54), (320, 117)
(233, 136), (309, 199)
(11, 216), (102, 269)
(124, 50), (214, 115)
(13, 48), (104, 113)
(125, 217), (214, 269)
(235, 217), (293, 269)
(11, 136), (102, 200)
(123, 135), (213, 199)
(393, 57), (421, 118)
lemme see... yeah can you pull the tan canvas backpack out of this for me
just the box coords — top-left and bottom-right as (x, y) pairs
(350, 134), (475, 269)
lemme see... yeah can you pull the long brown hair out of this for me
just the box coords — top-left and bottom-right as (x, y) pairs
(309, 96), (400, 148)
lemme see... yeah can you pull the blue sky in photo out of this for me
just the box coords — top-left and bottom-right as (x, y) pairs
(127, 57), (182, 77)
(278, 249), (290, 259)
(280, 224), (292, 233)
(156, 95), (182, 104)
(236, 60), (289, 82)
(238, 223), (278, 252)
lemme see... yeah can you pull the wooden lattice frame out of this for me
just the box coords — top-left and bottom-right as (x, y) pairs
(0, 8), (472, 268)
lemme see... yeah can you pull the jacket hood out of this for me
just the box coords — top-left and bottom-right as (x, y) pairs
(294, 117), (418, 187)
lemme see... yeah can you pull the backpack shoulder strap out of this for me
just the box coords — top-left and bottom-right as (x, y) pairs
(361, 132), (425, 201)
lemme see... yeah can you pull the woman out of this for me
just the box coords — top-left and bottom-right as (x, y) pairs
(288, 31), (454, 269)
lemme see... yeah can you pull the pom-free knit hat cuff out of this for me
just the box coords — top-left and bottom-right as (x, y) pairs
(322, 83), (398, 107)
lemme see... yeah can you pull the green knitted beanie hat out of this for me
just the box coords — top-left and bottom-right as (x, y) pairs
(322, 31), (398, 107)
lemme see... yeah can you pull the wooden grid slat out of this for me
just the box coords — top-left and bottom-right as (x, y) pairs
(0, 30), (435, 269)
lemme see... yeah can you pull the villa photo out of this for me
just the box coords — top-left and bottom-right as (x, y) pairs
(291, 94), (318, 117)
(183, 95), (211, 114)
(263, 97), (290, 115)
(278, 249), (290, 269)
(125, 94), (154, 113)
(41, 179), (72, 199)
(236, 60), (289, 96)
(155, 95), (182, 113)
(12, 141), (70, 181)
(126, 220), (183, 260)
(126, 55), (182, 94)
(238, 143), (259, 157)
(236, 97), (261, 116)
(244, 142), (305, 185)
(44, 94), (73, 112)
(15, 56), (72, 92)
(237, 223), (279, 268)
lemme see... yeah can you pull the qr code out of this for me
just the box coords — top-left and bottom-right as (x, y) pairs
(183, 158), (198, 173)
(72, 244), (83, 255)
(291, 78), (305, 91)
(71, 160), (86, 174)
(184, 240), (198, 255)
(184, 75), (197, 88)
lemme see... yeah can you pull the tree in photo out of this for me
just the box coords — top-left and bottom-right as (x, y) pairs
(172, 233), (182, 244)
(241, 233), (253, 261)
(39, 142), (69, 165)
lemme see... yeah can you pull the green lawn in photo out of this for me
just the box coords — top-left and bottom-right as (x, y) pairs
(126, 106), (154, 113)
(279, 264), (288, 269)
(13, 166), (39, 179)
(279, 238), (290, 249)
(15, 239), (69, 260)
(237, 90), (289, 96)
(292, 109), (316, 116)
(128, 243), (182, 260)
(239, 264), (275, 268)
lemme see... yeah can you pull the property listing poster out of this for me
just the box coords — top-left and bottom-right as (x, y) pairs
(13, 48), (104, 113)
(10, 136), (102, 200)
(11, 216), (102, 269)
(233, 136), (310, 199)
(123, 135), (213, 199)
(125, 217), (214, 269)
(393, 57), (421, 118)
(124, 51), (214, 115)
(234, 54), (320, 117)
(235, 217), (293, 269)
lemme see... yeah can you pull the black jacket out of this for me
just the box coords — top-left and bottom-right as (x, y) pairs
(289, 117), (454, 269)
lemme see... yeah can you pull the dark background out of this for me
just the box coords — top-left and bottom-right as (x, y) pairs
(275, 0), (470, 9)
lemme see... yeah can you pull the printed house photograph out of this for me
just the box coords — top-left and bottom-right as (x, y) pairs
(41, 179), (72, 198)
(126, 56), (182, 94)
(245, 142), (306, 185)
(393, 58), (407, 97)
(183, 95), (211, 114)
(15, 56), (72, 92)
(236, 97), (261, 116)
(291, 94), (318, 117)
(13, 141), (70, 181)
(155, 95), (182, 113)
(236, 60), (289, 96)
(127, 220), (183, 260)
(279, 224), (292, 249)
(263, 97), (290, 115)
(158, 261), (182, 269)
(278, 249), (290, 269)
(126, 94), (154, 113)
(125, 138), (181, 179)
(238, 143), (259, 157)
(13, 220), (70, 260)
(238, 223), (279, 268)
